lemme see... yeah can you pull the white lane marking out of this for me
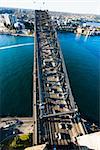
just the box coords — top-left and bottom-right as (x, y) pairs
(0, 43), (34, 50)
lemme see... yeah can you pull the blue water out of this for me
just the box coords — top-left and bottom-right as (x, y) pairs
(0, 35), (34, 117)
(58, 33), (100, 124)
(0, 33), (99, 124)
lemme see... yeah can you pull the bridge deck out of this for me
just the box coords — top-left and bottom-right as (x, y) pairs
(33, 10), (87, 147)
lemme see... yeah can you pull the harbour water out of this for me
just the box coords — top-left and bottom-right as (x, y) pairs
(58, 32), (100, 124)
(0, 33), (99, 124)
(0, 35), (34, 117)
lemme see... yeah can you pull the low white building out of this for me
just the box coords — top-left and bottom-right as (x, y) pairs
(77, 131), (100, 150)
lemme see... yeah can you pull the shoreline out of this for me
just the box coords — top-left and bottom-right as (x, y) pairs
(0, 31), (99, 37)
(0, 32), (34, 37)
(58, 30), (100, 36)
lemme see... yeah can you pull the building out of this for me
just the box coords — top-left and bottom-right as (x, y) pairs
(3, 14), (17, 26)
(77, 131), (100, 150)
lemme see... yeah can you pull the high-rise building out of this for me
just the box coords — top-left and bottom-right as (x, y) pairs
(3, 14), (17, 26)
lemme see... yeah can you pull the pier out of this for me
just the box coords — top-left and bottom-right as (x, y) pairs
(33, 10), (87, 148)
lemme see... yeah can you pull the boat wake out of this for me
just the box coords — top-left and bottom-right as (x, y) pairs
(0, 43), (34, 50)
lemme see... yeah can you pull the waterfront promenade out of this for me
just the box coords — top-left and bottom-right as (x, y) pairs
(33, 10), (87, 148)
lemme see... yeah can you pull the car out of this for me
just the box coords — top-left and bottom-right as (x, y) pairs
(59, 104), (65, 108)
(61, 133), (70, 140)
(3, 124), (10, 128)
(58, 123), (68, 130)
(39, 103), (45, 110)
(55, 132), (61, 140)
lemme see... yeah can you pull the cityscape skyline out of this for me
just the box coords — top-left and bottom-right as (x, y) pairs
(0, 0), (100, 15)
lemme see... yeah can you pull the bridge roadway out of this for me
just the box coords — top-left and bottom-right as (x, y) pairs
(33, 10), (87, 148)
